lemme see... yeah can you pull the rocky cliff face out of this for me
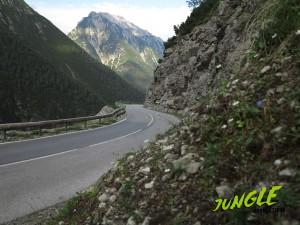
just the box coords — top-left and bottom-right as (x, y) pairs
(145, 0), (259, 113)
(69, 12), (164, 92)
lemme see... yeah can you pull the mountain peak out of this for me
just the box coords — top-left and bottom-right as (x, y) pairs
(83, 11), (157, 38)
(88, 11), (97, 17)
(69, 12), (164, 92)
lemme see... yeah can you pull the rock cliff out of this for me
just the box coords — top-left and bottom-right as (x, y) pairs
(145, 0), (260, 113)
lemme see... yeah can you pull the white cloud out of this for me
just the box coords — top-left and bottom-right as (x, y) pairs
(30, 2), (190, 40)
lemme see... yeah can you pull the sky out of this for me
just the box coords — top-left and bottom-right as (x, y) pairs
(25, 0), (191, 40)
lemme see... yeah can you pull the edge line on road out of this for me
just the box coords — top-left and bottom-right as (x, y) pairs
(89, 129), (142, 148)
(0, 128), (142, 168)
(147, 113), (154, 127)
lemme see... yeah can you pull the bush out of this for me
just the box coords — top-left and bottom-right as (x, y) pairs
(178, 0), (220, 36)
(255, 0), (300, 55)
(164, 36), (177, 49)
(164, 0), (220, 49)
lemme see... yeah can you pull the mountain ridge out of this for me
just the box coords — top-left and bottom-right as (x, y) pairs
(0, 0), (143, 123)
(69, 12), (164, 92)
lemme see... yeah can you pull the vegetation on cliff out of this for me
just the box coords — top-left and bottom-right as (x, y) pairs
(165, 0), (220, 49)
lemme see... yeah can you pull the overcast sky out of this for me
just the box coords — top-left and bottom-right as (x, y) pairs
(25, 0), (190, 40)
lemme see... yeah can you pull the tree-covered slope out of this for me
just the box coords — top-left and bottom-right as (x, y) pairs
(0, 0), (144, 123)
(0, 28), (100, 123)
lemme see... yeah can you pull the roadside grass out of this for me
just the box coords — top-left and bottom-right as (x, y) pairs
(47, 187), (99, 225)
(252, 0), (300, 56)
(0, 117), (120, 143)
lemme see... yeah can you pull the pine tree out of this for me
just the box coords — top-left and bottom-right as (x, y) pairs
(186, 0), (201, 8)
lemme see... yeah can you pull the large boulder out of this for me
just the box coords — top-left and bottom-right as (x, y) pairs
(97, 106), (115, 116)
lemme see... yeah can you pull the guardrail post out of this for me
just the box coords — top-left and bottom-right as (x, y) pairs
(39, 126), (42, 136)
(3, 130), (6, 141)
(84, 121), (87, 129)
(65, 123), (68, 132)
(98, 119), (101, 125)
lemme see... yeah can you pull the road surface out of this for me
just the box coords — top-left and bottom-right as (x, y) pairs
(0, 105), (179, 224)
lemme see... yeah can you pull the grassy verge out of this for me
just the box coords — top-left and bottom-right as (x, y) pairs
(0, 117), (121, 143)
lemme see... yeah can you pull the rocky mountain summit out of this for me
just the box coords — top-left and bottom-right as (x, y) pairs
(69, 12), (164, 92)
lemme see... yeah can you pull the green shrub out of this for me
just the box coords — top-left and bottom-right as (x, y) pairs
(255, 0), (300, 55)
(164, 0), (220, 49)
(178, 0), (220, 36)
(164, 36), (177, 49)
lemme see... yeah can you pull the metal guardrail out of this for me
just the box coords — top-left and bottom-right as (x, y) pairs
(0, 107), (126, 141)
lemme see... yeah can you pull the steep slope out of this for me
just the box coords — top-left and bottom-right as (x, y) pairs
(0, 28), (99, 123)
(0, 0), (143, 123)
(69, 12), (164, 92)
(145, 0), (250, 113)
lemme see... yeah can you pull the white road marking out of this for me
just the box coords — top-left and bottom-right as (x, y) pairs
(0, 128), (142, 168)
(0, 118), (128, 145)
(147, 113), (154, 127)
(0, 111), (156, 168)
(88, 129), (142, 147)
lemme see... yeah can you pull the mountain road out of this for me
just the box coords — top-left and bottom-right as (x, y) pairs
(0, 105), (179, 224)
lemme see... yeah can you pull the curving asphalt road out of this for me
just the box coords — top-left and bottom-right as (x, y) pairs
(0, 105), (179, 224)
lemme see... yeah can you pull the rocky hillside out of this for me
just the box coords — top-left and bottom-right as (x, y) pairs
(145, 0), (260, 113)
(69, 12), (164, 92)
(16, 0), (300, 224)
(0, 0), (143, 123)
